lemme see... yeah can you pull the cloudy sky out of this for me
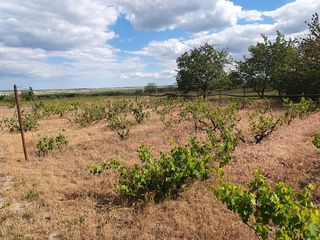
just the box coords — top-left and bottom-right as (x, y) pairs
(0, 0), (318, 90)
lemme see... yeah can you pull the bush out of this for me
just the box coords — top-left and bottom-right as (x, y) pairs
(312, 132), (320, 149)
(0, 117), (20, 133)
(249, 108), (283, 144)
(214, 171), (320, 240)
(0, 113), (39, 133)
(23, 113), (39, 132)
(20, 87), (35, 101)
(91, 137), (213, 202)
(157, 99), (176, 128)
(36, 131), (68, 156)
(205, 105), (243, 167)
(131, 100), (150, 124)
(283, 97), (315, 125)
(180, 98), (211, 131)
(107, 115), (133, 140)
(144, 83), (157, 94)
(74, 103), (107, 126)
(33, 101), (79, 118)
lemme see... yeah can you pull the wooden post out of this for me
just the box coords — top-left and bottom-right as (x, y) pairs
(14, 85), (28, 161)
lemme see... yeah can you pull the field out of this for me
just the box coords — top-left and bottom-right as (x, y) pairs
(0, 95), (319, 239)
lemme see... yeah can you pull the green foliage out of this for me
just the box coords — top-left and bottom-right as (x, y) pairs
(283, 97), (315, 125)
(32, 101), (79, 119)
(181, 100), (242, 166)
(131, 100), (150, 124)
(157, 98), (176, 128)
(176, 43), (230, 97)
(237, 32), (297, 98)
(312, 132), (320, 149)
(214, 171), (320, 240)
(286, 13), (320, 95)
(144, 82), (157, 94)
(249, 108), (283, 144)
(36, 130), (68, 156)
(74, 103), (107, 126)
(92, 137), (213, 201)
(205, 104), (243, 167)
(0, 117), (20, 133)
(107, 99), (132, 118)
(0, 113), (39, 133)
(107, 114), (133, 140)
(23, 113), (39, 132)
(20, 87), (35, 101)
(180, 98), (212, 131)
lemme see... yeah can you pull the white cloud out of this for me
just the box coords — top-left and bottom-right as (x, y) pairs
(263, 0), (320, 34)
(0, 0), (319, 90)
(114, 0), (243, 32)
(0, 0), (118, 51)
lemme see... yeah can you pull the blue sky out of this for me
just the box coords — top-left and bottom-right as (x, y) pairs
(0, 0), (318, 90)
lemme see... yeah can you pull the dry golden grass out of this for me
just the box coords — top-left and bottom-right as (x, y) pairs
(0, 100), (319, 239)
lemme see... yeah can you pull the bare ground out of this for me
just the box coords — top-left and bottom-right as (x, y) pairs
(0, 104), (319, 240)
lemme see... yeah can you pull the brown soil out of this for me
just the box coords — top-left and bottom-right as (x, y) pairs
(0, 103), (319, 240)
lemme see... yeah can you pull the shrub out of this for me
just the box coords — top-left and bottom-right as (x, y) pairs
(0, 117), (20, 133)
(157, 99), (176, 128)
(91, 137), (213, 202)
(205, 104), (239, 133)
(107, 99), (132, 119)
(107, 115), (133, 140)
(205, 105), (243, 167)
(312, 132), (320, 149)
(131, 100), (150, 124)
(180, 98), (211, 131)
(283, 97), (315, 125)
(0, 113), (39, 133)
(36, 131), (68, 156)
(23, 113), (39, 132)
(32, 101), (80, 119)
(249, 108), (283, 144)
(20, 87), (35, 101)
(74, 103), (107, 126)
(214, 171), (320, 240)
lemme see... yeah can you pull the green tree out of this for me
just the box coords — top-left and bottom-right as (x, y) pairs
(144, 82), (157, 94)
(238, 32), (297, 98)
(176, 43), (230, 98)
(21, 86), (35, 101)
(287, 13), (320, 94)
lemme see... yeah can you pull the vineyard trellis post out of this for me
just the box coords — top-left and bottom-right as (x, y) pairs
(14, 84), (28, 161)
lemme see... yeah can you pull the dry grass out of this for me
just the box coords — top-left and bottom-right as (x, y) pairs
(0, 100), (319, 239)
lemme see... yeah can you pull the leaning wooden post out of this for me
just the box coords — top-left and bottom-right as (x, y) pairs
(14, 85), (28, 161)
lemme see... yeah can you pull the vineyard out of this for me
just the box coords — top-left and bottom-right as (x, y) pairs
(0, 95), (319, 239)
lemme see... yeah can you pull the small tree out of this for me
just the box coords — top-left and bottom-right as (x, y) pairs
(21, 87), (36, 101)
(176, 43), (230, 98)
(144, 82), (157, 94)
(238, 32), (297, 98)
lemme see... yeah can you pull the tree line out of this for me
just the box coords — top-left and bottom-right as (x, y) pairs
(176, 13), (320, 98)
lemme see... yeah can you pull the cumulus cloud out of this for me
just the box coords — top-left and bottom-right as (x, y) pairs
(0, 0), (319, 90)
(114, 0), (243, 32)
(263, 0), (320, 34)
(131, 0), (319, 61)
(0, 0), (118, 51)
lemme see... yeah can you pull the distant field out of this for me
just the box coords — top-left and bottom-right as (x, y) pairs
(0, 86), (279, 102)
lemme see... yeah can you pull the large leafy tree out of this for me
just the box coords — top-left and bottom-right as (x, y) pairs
(176, 43), (230, 98)
(238, 32), (297, 98)
(287, 13), (320, 94)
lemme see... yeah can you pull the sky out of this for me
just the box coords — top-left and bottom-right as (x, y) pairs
(0, 0), (319, 90)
